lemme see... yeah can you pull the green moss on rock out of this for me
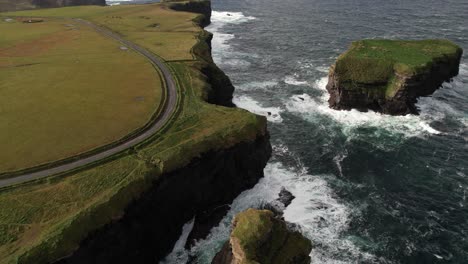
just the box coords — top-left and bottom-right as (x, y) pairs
(337, 39), (462, 81)
(229, 209), (312, 264)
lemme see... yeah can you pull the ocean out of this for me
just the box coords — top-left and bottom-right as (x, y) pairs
(163, 0), (468, 263)
(104, 0), (467, 262)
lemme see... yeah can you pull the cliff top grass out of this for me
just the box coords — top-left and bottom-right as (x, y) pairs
(231, 209), (312, 264)
(0, 2), (266, 263)
(335, 39), (462, 85)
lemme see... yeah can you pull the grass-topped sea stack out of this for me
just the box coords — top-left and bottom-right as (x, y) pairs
(212, 209), (312, 264)
(326, 39), (463, 115)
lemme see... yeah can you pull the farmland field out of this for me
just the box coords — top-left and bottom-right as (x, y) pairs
(0, 17), (162, 172)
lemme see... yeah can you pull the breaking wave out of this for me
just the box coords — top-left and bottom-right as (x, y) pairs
(233, 95), (283, 123)
(175, 143), (378, 263)
(285, 77), (446, 139)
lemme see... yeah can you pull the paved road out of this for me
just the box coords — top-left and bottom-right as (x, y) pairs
(0, 19), (178, 188)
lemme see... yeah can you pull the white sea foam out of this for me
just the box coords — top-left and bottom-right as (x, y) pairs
(187, 158), (376, 263)
(206, 11), (256, 52)
(285, 76), (444, 138)
(285, 75), (308, 85)
(211, 11), (256, 24)
(283, 173), (377, 263)
(236, 80), (278, 91)
(161, 141), (378, 263)
(206, 11), (256, 66)
(316, 66), (330, 73)
(211, 31), (235, 53)
(233, 95), (283, 123)
(333, 150), (348, 177)
(159, 218), (195, 264)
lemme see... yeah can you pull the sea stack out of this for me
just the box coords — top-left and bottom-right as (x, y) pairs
(212, 209), (312, 264)
(326, 39), (463, 115)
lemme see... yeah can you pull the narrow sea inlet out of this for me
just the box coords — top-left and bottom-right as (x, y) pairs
(164, 0), (468, 263)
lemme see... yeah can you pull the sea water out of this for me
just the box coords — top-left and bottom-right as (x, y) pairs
(106, 0), (468, 262)
(169, 0), (468, 263)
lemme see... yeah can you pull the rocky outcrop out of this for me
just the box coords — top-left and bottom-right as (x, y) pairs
(212, 209), (312, 264)
(56, 134), (271, 264)
(326, 39), (463, 115)
(162, 0), (236, 107)
(263, 187), (295, 216)
(164, 0), (212, 27)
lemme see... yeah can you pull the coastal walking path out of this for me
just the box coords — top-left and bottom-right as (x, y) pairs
(0, 19), (178, 188)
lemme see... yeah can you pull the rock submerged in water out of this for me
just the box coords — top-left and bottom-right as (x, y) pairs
(212, 209), (312, 264)
(263, 187), (295, 216)
(326, 39), (463, 115)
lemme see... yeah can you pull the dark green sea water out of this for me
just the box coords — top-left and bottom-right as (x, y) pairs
(147, 0), (468, 263)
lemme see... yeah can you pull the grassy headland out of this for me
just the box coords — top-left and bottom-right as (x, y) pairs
(0, 1), (266, 263)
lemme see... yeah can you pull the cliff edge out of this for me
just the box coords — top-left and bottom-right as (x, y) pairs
(326, 39), (462, 115)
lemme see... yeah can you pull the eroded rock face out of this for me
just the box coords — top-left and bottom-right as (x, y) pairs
(164, 0), (212, 27)
(212, 209), (312, 264)
(326, 39), (463, 115)
(56, 134), (271, 264)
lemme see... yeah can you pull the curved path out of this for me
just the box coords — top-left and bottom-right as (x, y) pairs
(0, 19), (178, 188)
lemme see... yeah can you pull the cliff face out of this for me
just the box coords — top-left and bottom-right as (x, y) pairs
(57, 135), (271, 263)
(326, 39), (463, 115)
(168, 0), (236, 107)
(165, 0), (211, 27)
(212, 209), (312, 264)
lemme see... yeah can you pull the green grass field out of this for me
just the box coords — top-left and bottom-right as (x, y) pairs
(335, 39), (462, 97)
(0, 2), (266, 263)
(0, 17), (162, 172)
(3, 4), (200, 61)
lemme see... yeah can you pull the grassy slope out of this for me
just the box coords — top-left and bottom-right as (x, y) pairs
(0, 2), (265, 263)
(335, 39), (462, 97)
(0, 17), (162, 172)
